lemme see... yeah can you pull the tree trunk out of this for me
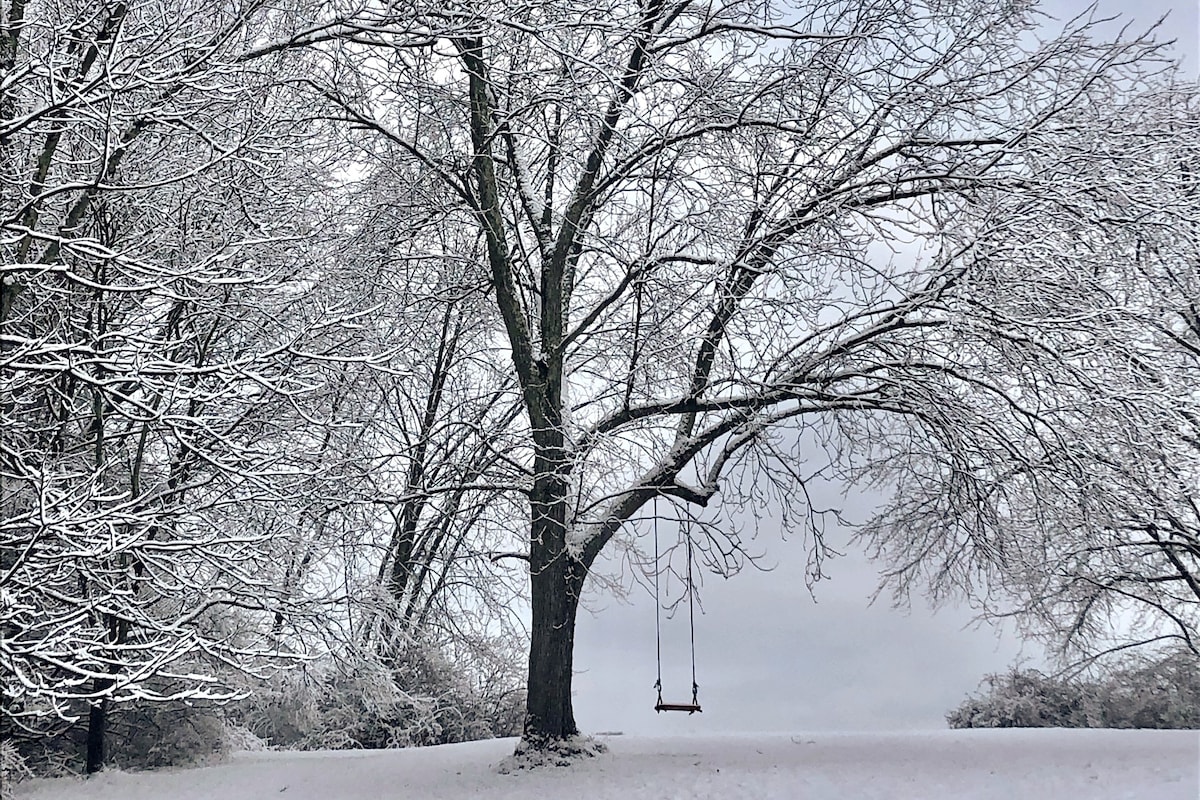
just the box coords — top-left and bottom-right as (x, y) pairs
(524, 549), (586, 741)
(86, 613), (123, 774)
(522, 433), (587, 743)
(85, 690), (109, 775)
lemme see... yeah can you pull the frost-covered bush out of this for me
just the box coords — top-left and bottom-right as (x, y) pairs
(1, 738), (34, 799)
(106, 700), (231, 769)
(2, 696), (232, 777)
(3, 710), (85, 780)
(1090, 650), (1200, 729)
(4, 641), (524, 776)
(950, 649), (1200, 729)
(236, 644), (524, 750)
(947, 669), (1091, 728)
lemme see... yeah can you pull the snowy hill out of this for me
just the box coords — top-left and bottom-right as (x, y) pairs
(11, 730), (1198, 800)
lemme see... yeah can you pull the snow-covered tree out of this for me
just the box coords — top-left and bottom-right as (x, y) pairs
(294, 0), (1190, 753)
(0, 0), (356, 771)
(866, 82), (1200, 662)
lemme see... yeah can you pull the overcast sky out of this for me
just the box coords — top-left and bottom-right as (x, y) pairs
(568, 0), (1200, 737)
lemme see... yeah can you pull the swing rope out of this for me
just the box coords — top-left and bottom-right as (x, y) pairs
(652, 495), (701, 713)
(653, 495), (663, 707)
(686, 527), (699, 707)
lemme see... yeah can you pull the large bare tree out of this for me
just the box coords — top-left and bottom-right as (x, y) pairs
(304, 0), (1189, 753)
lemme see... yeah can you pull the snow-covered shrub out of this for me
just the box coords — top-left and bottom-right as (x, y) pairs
(947, 669), (1090, 728)
(3, 709), (84, 780)
(1090, 650), (1200, 729)
(3, 696), (234, 777)
(223, 722), (269, 753)
(236, 644), (523, 750)
(106, 700), (231, 769)
(950, 649), (1200, 729)
(1, 738), (34, 798)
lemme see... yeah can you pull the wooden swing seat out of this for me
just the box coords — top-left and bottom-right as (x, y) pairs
(655, 701), (702, 714)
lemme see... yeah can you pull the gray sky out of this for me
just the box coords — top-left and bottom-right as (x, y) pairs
(569, 0), (1199, 736)
(574, 538), (1031, 735)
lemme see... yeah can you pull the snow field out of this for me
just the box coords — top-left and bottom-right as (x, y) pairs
(10, 729), (1199, 800)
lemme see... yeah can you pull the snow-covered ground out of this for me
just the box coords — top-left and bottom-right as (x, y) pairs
(11, 730), (1199, 800)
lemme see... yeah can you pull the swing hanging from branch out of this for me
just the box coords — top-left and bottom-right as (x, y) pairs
(652, 496), (702, 714)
